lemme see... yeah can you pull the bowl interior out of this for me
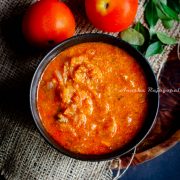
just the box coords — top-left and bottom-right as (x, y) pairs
(30, 33), (159, 161)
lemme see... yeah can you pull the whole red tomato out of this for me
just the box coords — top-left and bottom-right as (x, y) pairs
(85, 0), (138, 32)
(22, 0), (75, 47)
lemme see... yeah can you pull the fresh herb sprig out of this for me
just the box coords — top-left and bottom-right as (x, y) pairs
(120, 0), (179, 58)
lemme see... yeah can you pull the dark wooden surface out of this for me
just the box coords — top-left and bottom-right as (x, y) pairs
(120, 143), (180, 180)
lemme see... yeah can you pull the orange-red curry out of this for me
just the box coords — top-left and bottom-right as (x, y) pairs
(37, 42), (148, 155)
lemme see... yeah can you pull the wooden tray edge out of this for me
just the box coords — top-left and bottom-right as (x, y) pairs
(131, 130), (180, 166)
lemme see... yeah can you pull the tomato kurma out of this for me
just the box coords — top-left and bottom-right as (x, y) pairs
(37, 42), (148, 155)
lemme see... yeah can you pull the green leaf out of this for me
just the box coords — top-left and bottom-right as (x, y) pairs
(134, 22), (150, 53)
(145, 41), (164, 58)
(134, 22), (150, 41)
(160, 0), (167, 4)
(162, 20), (174, 29)
(156, 32), (177, 44)
(120, 28), (145, 46)
(145, 0), (158, 28)
(156, 6), (172, 20)
(134, 22), (149, 38)
(167, 0), (180, 14)
(159, 2), (179, 21)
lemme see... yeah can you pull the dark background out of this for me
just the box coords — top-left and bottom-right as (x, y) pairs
(114, 143), (180, 180)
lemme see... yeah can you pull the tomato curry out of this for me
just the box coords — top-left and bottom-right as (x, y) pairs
(37, 42), (148, 155)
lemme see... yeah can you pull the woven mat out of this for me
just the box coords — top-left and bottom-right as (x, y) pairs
(0, 0), (179, 180)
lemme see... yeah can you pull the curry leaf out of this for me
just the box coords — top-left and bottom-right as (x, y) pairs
(134, 22), (150, 43)
(156, 6), (172, 20)
(120, 28), (145, 46)
(162, 20), (174, 29)
(159, 2), (179, 21)
(134, 22), (150, 53)
(160, 0), (167, 4)
(134, 22), (150, 42)
(145, 0), (158, 28)
(145, 41), (164, 58)
(167, 0), (180, 14)
(156, 32), (177, 44)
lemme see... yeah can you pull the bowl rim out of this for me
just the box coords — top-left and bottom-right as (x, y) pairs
(30, 33), (159, 161)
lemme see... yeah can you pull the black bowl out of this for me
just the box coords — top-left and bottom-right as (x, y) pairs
(30, 33), (159, 161)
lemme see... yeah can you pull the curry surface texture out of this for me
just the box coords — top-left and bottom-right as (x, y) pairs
(37, 42), (148, 155)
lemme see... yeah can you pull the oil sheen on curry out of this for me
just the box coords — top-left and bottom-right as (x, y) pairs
(37, 42), (148, 155)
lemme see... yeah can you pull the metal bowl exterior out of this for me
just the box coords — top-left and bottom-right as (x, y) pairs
(30, 33), (159, 161)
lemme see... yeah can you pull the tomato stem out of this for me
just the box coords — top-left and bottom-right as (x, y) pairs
(105, 3), (109, 9)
